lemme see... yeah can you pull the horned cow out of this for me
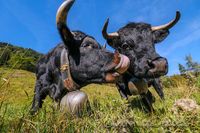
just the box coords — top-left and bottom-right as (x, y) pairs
(102, 12), (180, 111)
(30, 0), (130, 114)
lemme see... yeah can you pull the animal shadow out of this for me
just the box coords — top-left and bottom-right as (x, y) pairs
(127, 97), (150, 113)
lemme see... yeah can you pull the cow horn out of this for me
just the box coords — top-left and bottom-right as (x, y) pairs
(151, 11), (181, 31)
(102, 18), (119, 40)
(102, 43), (107, 49)
(56, 0), (75, 43)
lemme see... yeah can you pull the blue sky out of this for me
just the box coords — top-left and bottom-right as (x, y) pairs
(0, 0), (200, 75)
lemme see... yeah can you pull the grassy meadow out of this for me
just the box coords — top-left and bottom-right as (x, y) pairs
(0, 67), (200, 132)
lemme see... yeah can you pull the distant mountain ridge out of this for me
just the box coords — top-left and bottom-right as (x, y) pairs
(0, 42), (43, 72)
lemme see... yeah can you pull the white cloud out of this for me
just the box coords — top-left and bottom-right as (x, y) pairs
(162, 26), (200, 56)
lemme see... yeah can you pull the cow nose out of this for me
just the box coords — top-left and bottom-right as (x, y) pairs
(148, 58), (168, 76)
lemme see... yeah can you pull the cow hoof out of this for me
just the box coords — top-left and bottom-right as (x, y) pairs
(60, 90), (91, 116)
(29, 109), (37, 115)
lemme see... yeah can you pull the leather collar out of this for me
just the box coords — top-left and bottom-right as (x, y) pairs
(60, 49), (80, 91)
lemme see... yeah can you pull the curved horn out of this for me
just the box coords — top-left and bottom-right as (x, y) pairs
(102, 43), (107, 49)
(102, 18), (119, 40)
(151, 11), (181, 31)
(56, 0), (75, 43)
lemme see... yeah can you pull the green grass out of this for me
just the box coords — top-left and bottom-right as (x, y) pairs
(0, 68), (200, 132)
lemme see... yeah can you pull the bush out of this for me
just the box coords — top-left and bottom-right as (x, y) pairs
(0, 42), (42, 72)
(196, 75), (200, 88)
(162, 75), (187, 88)
(0, 48), (11, 66)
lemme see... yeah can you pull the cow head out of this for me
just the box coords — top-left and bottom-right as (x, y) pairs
(102, 12), (180, 78)
(56, 0), (130, 85)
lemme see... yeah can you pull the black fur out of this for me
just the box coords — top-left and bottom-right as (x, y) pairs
(31, 0), (130, 114)
(31, 30), (121, 114)
(105, 22), (170, 112)
(107, 22), (169, 77)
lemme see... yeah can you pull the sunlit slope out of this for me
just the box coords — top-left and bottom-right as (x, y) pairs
(0, 67), (200, 132)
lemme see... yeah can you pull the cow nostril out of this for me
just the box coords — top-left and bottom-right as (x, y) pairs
(147, 58), (168, 77)
(147, 60), (155, 69)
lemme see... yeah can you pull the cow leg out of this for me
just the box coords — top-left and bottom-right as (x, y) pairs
(127, 78), (156, 112)
(53, 79), (66, 102)
(140, 90), (155, 112)
(116, 82), (129, 99)
(116, 75), (133, 99)
(151, 78), (165, 100)
(30, 82), (49, 115)
(116, 74), (133, 99)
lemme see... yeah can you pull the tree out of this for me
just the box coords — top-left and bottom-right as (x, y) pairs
(178, 64), (186, 74)
(179, 54), (200, 74)
(0, 48), (11, 66)
(0, 42), (43, 72)
(185, 54), (198, 70)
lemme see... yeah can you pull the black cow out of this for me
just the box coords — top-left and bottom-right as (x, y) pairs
(102, 12), (180, 111)
(30, 0), (130, 114)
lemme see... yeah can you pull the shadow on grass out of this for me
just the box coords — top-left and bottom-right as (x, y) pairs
(127, 97), (148, 112)
(127, 95), (168, 116)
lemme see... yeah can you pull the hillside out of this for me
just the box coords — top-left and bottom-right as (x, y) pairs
(0, 42), (43, 72)
(0, 67), (200, 132)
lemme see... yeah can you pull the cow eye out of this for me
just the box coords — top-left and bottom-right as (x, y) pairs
(83, 43), (92, 48)
(122, 43), (130, 50)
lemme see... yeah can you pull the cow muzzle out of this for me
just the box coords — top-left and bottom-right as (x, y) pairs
(147, 57), (168, 77)
(105, 51), (130, 82)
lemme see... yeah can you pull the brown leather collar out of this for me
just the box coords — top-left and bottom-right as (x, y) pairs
(60, 49), (80, 91)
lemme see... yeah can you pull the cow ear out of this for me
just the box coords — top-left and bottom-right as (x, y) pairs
(152, 30), (169, 44)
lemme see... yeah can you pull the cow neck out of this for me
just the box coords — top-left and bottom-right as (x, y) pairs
(60, 49), (80, 91)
